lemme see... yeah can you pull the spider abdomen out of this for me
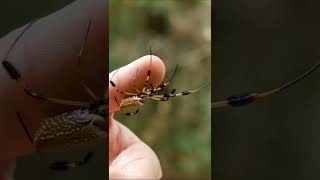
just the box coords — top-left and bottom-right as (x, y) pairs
(120, 96), (145, 110)
(34, 109), (107, 151)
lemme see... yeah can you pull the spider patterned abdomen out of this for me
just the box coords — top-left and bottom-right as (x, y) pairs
(34, 109), (107, 151)
(119, 96), (145, 110)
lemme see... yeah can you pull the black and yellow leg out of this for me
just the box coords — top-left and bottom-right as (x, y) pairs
(2, 19), (94, 107)
(109, 67), (142, 97)
(142, 46), (153, 93)
(2, 61), (90, 107)
(16, 112), (33, 144)
(2, 19), (90, 107)
(149, 83), (209, 99)
(212, 62), (320, 109)
(158, 64), (179, 94)
(150, 97), (169, 101)
(211, 93), (257, 109)
(149, 64), (179, 94)
(3, 19), (38, 61)
(76, 20), (100, 102)
(110, 80), (140, 97)
(152, 81), (176, 94)
(130, 67), (142, 94)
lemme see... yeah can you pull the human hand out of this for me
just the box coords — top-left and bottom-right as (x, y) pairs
(109, 55), (165, 179)
(0, 0), (107, 178)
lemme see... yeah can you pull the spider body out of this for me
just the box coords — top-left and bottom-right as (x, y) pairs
(33, 106), (107, 151)
(119, 96), (145, 110)
(110, 49), (209, 116)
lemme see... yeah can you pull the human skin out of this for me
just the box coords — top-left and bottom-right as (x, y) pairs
(0, 0), (107, 178)
(109, 56), (164, 179)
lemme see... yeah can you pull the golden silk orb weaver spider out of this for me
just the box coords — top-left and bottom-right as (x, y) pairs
(109, 47), (209, 116)
(211, 62), (320, 110)
(2, 19), (107, 171)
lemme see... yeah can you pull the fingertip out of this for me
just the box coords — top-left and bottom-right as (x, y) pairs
(138, 55), (166, 85)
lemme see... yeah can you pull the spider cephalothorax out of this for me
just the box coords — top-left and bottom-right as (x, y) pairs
(110, 48), (208, 116)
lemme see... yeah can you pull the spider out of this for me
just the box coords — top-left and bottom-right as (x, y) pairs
(109, 47), (209, 116)
(2, 19), (107, 171)
(211, 61), (320, 110)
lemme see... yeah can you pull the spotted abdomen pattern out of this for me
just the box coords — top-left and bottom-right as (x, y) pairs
(34, 109), (106, 151)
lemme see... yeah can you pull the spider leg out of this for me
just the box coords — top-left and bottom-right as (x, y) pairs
(110, 82), (140, 96)
(141, 46), (153, 93)
(2, 20), (90, 107)
(129, 66), (142, 94)
(212, 61), (320, 109)
(3, 19), (38, 61)
(113, 94), (121, 107)
(109, 70), (140, 97)
(150, 97), (169, 101)
(162, 64), (179, 94)
(16, 112), (33, 144)
(152, 81), (176, 94)
(48, 151), (93, 171)
(3, 61), (91, 107)
(150, 64), (179, 94)
(77, 20), (100, 102)
(149, 82), (209, 99)
(110, 58), (153, 98)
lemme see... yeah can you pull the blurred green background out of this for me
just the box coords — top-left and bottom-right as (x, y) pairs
(214, 1), (320, 179)
(110, 0), (211, 179)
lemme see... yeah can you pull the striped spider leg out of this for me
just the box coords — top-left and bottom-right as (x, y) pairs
(2, 19), (107, 171)
(109, 46), (209, 116)
(212, 62), (320, 110)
